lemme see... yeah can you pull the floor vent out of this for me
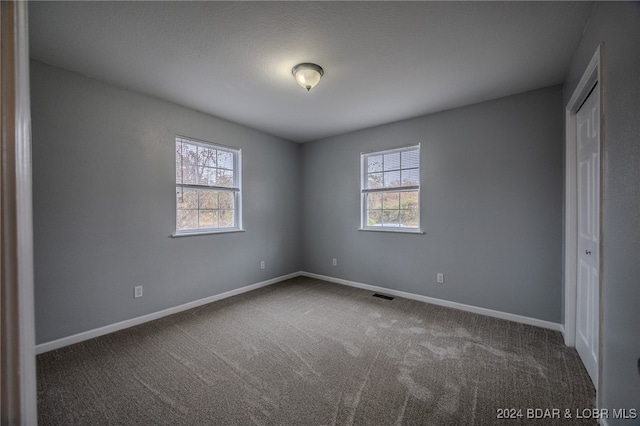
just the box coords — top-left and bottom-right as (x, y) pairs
(372, 293), (394, 301)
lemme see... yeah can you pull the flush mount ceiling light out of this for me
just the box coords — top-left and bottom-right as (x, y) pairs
(292, 63), (324, 92)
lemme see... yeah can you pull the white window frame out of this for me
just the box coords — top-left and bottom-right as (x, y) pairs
(360, 144), (422, 234)
(174, 136), (243, 236)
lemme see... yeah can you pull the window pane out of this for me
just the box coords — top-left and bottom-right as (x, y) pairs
(383, 170), (400, 188)
(182, 143), (197, 165)
(382, 192), (400, 209)
(217, 169), (234, 187)
(383, 152), (401, 171)
(219, 210), (235, 227)
(400, 191), (419, 209)
(367, 155), (383, 174)
(198, 147), (216, 167)
(400, 208), (418, 227)
(177, 209), (198, 230)
(400, 191), (419, 228)
(199, 166), (216, 186)
(182, 165), (197, 185)
(401, 168), (419, 186)
(199, 210), (217, 228)
(217, 150), (233, 170)
(176, 143), (182, 183)
(218, 192), (234, 209)
(401, 149), (419, 169)
(367, 193), (382, 209)
(367, 209), (383, 226)
(199, 190), (218, 209)
(382, 209), (399, 226)
(177, 189), (198, 209)
(367, 172), (383, 189)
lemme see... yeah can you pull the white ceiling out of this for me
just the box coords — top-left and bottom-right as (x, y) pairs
(29, 1), (594, 143)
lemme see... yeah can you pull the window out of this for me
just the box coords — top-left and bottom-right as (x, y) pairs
(175, 136), (241, 234)
(361, 144), (420, 232)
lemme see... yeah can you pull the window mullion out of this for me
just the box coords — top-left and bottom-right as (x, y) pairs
(196, 188), (200, 229)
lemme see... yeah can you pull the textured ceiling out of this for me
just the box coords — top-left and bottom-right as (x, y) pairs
(29, 1), (594, 143)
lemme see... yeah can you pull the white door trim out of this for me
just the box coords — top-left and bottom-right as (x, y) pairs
(564, 44), (603, 391)
(0, 1), (37, 423)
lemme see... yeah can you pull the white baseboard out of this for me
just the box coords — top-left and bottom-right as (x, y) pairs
(36, 270), (564, 354)
(35, 272), (301, 354)
(559, 324), (568, 343)
(301, 272), (563, 332)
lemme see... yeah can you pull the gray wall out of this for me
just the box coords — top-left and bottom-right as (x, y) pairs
(31, 61), (302, 344)
(563, 3), (640, 422)
(301, 86), (564, 323)
(31, 61), (566, 344)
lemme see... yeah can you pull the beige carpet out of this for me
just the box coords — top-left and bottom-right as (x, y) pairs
(37, 276), (595, 425)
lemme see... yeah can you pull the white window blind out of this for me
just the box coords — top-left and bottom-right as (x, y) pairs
(361, 145), (420, 231)
(175, 136), (241, 233)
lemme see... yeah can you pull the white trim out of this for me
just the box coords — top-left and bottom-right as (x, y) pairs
(301, 272), (563, 332)
(171, 229), (246, 237)
(358, 228), (424, 234)
(35, 272), (300, 354)
(15, 45), (38, 426)
(2, 1), (38, 423)
(564, 104), (578, 347)
(564, 45), (601, 348)
(558, 325), (567, 342)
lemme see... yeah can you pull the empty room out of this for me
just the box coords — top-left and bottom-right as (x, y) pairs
(2, 1), (639, 425)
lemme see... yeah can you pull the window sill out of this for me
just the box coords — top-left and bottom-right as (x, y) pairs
(358, 227), (424, 234)
(171, 229), (245, 238)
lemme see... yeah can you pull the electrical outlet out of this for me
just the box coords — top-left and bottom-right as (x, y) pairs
(134, 286), (143, 298)
(260, 260), (265, 270)
(332, 258), (337, 266)
(437, 273), (444, 284)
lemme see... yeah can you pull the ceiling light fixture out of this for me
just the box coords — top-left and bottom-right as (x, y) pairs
(292, 63), (324, 92)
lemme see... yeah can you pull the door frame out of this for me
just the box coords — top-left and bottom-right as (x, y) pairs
(564, 45), (604, 391)
(1, 1), (37, 424)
